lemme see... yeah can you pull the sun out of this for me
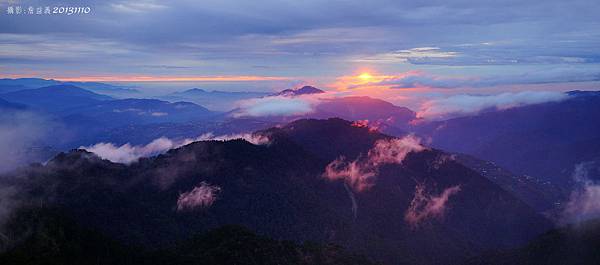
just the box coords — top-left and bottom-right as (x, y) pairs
(358, 72), (373, 81)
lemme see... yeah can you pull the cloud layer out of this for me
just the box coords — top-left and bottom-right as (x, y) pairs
(82, 133), (269, 164)
(1, 0), (599, 91)
(232, 95), (320, 117)
(332, 68), (600, 93)
(0, 111), (55, 173)
(417, 91), (568, 119)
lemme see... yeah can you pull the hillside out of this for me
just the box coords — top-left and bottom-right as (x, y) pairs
(0, 118), (552, 265)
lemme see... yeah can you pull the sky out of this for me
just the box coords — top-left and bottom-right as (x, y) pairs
(1, 0), (600, 98)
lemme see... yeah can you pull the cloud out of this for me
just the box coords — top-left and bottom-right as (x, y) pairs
(351, 120), (381, 132)
(355, 47), (459, 63)
(330, 71), (425, 90)
(324, 158), (376, 192)
(198, 132), (270, 145)
(404, 184), (461, 227)
(0, 111), (54, 173)
(0, 110), (63, 232)
(417, 91), (568, 119)
(0, 34), (134, 62)
(341, 68), (600, 91)
(1, 0), (599, 82)
(375, 73), (473, 89)
(232, 95), (321, 117)
(562, 161), (600, 224)
(369, 136), (425, 164)
(81, 133), (269, 164)
(323, 135), (425, 191)
(176, 182), (221, 211)
(151, 112), (168, 116)
(111, 0), (167, 13)
(81, 137), (178, 164)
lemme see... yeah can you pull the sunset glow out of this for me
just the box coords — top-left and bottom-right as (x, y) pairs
(52, 75), (292, 82)
(358, 72), (374, 81)
(2, 1), (600, 264)
(329, 70), (423, 91)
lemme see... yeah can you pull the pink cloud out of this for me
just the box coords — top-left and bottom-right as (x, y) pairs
(351, 120), (380, 132)
(561, 162), (600, 224)
(324, 157), (377, 192)
(369, 136), (425, 165)
(176, 182), (221, 211)
(323, 135), (425, 191)
(404, 184), (461, 227)
(232, 94), (323, 117)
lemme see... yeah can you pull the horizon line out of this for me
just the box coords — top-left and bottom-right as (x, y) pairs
(1, 75), (294, 82)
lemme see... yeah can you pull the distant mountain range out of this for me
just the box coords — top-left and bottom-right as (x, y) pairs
(161, 86), (324, 111)
(0, 84), (219, 150)
(412, 90), (600, 212)
(0, 98), (27, 111)
(0, 84), (215, 125)
(272, 85), (325, 96)
(2, 80), (600, 220)
(0, 81), (414, 134)
(0, 85), (113, 112)
(0, 78), (139, 96)
(1, 118), (551, 265)
(61, 98), (213, 123)
(454, 154), (565, 214)
(2, 79), (600, 264)
(228, 94), (416, 134)
(161, 88), (269, 111)
(312, 96), (415, 131)
(170, 88), (269, 98)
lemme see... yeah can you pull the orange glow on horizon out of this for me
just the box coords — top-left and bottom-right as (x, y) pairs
(329, 69), (418, 91)
(329, 70), (393, 91)
(358, 72), (374, 81)
(56, 75), (291, 82)
(18, 75), (292, 82)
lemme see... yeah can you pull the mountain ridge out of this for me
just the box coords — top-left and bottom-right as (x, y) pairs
(0, 84), (113, 112)
(1, 118), (552, 265)
(273, 85), (325, 96)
